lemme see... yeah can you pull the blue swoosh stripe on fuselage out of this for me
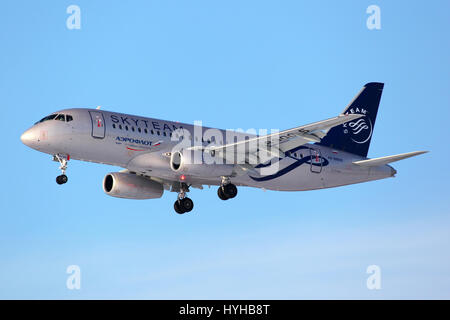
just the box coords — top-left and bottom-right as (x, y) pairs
(250, 147), (329, 182)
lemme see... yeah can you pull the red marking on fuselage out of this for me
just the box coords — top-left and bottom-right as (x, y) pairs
(126, 147), (145, 152)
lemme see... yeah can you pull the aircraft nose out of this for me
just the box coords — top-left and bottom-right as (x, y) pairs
(20, 128), (36, 146)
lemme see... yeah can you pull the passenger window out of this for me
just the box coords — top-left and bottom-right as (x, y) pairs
(112, 124), (116, 129)
(157, 131), (160, 136)
(119, 124), (122, 130)
(151, 130), (154, 135)
(131, 127), (135, 132)
(125, 126), (129, 131)
(144, 128), (148, 134)
(138, 128), (141, 133)
(66, 115), (73, 122)
(163, 132), (166, 137)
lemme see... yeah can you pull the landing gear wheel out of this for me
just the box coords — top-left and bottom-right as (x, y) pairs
(218, 187), (229, 200)
(54, 154), (69, 185)
(174, 200), (185, 214)
(173, 183), (193, 214)
(180, 197), (194, 212)
(223, 183), (237, 199)
(174, 197), (194, 214)
(56, 174), (68, 185)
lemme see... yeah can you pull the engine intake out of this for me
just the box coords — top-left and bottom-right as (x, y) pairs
(103, 172), (164, 199)
(169, 150), (233, 177)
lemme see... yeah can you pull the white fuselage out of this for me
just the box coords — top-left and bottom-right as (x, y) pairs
(21, 108), (395, 192)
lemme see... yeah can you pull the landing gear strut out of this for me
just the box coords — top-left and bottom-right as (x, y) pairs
(174, 183), (194, 214)
(54, 154), (69, 185)
(218, 177), (238, 200)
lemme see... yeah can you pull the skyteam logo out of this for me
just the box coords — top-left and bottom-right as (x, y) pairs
(342, 107), (373, 144)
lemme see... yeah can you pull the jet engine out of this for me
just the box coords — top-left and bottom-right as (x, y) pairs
(103, 172), (164, 199)
(169, 150), (233, 177)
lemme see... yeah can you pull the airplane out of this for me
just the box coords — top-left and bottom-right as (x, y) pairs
(20, 82), (427, 214)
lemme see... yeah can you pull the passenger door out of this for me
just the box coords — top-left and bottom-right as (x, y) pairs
(89, 111), (105, 139)
(310, 148), (322, 173)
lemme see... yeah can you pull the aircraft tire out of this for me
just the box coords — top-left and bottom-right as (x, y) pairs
(218, 187), (229, 200)
(223, 184), (237, 199)
(174, 200), (185, 214)
(56, 174), (68, 185)
(180, 197), (194, 213)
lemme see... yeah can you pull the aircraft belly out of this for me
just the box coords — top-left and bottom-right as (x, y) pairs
(239, 158), (326, 191)
(237, 154), (391, 191)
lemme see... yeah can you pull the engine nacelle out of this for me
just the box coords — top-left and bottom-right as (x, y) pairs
(170, 150), (233, 177)
(103, 172), (164, 199)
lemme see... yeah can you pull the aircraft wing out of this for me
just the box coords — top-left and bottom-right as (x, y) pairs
(187, 113), (363, 166)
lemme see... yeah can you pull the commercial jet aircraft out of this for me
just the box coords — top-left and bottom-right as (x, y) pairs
(21, 83), (426, 214)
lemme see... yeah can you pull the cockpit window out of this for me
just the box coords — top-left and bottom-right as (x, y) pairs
(35, 113), (74, 124)
(35, 114), (57, 124)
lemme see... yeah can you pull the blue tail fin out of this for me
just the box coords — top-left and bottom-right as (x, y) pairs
(318, 82), (384, 157)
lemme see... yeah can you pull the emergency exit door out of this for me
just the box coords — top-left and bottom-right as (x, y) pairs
(89, 111), (105, 139)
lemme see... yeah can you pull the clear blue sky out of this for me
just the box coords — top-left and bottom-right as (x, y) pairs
(1, 0), (449, 299)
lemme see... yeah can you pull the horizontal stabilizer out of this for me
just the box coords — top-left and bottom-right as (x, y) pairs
(352, 151), (428, 167)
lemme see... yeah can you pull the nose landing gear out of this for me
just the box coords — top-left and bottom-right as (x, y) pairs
(56, 174), (68, 185)
(53, 154), (69, 185)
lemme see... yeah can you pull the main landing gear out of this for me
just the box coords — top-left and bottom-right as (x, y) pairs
(174, 183), (194, 214)
(217, 177), (238, 201)
(54, 154), (69, 185)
